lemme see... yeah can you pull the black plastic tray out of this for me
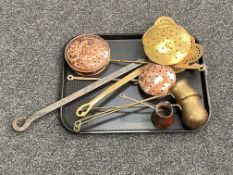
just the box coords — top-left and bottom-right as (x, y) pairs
(60, 34), (210, 134)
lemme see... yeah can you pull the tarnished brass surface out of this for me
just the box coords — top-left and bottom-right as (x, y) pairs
(171, 79), (199, 101)
(73, 95), (163, 132)
(179, 95), (208, 129)
(67, 75), (138, 82)
(173, 63), (206, 71)
(76, 66), (145, 117)
(111, 59), (206, 72)
(119, 94), (155, 109)
(120, 94), (183, 129)
(171, 79), (208, 129)
(154, 16), (176, 27)
(172, 42), (205, 73)
(143, 24), (191, 65)
(143, 16), (206, 73)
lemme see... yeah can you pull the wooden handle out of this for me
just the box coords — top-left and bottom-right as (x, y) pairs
(76, 66), (145, 117)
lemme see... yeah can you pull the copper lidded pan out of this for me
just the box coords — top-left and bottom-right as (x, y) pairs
(65, 34), (111, 76)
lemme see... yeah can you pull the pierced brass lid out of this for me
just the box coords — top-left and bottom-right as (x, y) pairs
(154, 16), (176, 27)
(172, 35), (204, 73)
(143, 24), (191, 65)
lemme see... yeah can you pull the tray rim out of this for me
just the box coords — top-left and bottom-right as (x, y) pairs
(59, 33), (211, 134)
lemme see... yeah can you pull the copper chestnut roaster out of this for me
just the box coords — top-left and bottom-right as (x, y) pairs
(12, 16), (209, 133)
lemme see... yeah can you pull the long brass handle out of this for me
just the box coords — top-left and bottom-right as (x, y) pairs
(174, 63), (207, 71)
(111, 59), (149, 64)
(119, 94), (155, 109)
(120, 93), (178, 109)
(67, 75), (138, 82)
(74, 95), (163, 132)
(111, 59), (206, 71)
(76, 66), (145, 117)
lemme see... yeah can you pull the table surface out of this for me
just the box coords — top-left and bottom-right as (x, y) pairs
(1, 1), (232, 174)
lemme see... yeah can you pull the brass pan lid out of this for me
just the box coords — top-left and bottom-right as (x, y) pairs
(154, 16), (176, 27)
(143, 24), (191, 65)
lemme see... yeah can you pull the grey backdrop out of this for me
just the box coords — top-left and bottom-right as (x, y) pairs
(1, 0), (233, 174)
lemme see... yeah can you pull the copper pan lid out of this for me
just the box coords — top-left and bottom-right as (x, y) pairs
(65, 34), (110, 76)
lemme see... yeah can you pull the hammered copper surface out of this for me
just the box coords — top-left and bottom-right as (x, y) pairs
(151, 101), (175, 129)
(65, 34), (110, 76)
(138, 63), (176, 96)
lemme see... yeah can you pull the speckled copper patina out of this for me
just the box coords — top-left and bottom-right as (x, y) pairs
(65, 34), (110, 76)
(151, 101), (175, 129)
(138, 63), (176, 96)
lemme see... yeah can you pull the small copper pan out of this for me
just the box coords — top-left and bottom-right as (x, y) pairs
(65, 34), (111, 76)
